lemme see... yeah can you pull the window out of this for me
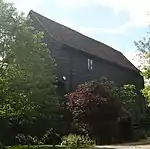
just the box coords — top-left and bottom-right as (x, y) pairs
(88, 59), (93, 70)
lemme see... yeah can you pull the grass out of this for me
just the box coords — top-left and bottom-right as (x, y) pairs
(6, 145), (65, 149)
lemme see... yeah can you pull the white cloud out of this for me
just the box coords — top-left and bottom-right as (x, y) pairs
(6, 0), (42, 14)
(6, 0), (150, 33)
(4, 0), (145, 70)
(96, 0), (150, 28)
(56, 0), (150, 29)
(6, 0), (124, 36)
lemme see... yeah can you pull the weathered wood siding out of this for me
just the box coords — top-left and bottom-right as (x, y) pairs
(65, 46), (144, 91)
(30, 12), (145, 116)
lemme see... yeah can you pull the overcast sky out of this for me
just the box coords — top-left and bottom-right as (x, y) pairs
(6, 0), (150, 67)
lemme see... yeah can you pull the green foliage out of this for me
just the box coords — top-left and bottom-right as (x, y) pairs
(16, 134), (43, 145)
(118, 84), (137, 105)
(134, 36), (150, 79)
(117, 84), (138, 119)
(41, 128), (60, 147)
(16, 129), (61, 146)
(0, 0), (58, 119)
(135, 34), (150, 138)
(61, 134), (95, 149)
(134, 33), (150, 103)
(142, 86), (150, 106)
(0, 0), (63, 145)
(16, 134), (26, 145)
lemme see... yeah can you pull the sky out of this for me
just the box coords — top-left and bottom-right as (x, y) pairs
(6, 0), (150, 67)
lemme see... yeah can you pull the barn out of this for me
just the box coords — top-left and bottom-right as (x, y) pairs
(29, 10), (145, 114)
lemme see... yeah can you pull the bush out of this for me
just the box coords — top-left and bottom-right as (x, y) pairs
(41, 128), (60, 146)
(66, 78), (121, 143)
(66, 78), (141, 144)
(117, 84), (138, 121)
(16, 134), (43, 145)
(61, 134), (95, 149)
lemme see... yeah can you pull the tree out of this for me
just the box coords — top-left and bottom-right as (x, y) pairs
(0, 0), (58, 120)
(134, 33), (150, 105)
(0, 1), (63, 144)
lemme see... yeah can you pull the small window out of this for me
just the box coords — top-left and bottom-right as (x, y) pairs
(88, 59), (93, 70)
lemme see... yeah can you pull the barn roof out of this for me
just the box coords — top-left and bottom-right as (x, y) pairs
(29, 10), (139, 72)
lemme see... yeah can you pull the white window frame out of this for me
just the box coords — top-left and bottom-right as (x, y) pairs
(88, 59), (93, 70)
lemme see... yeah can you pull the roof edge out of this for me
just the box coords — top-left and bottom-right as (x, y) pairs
(28, 10), (140, 73)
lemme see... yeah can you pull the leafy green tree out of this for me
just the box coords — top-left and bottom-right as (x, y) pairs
(0, 0), (58, 119)
(134, 33), (150, 105)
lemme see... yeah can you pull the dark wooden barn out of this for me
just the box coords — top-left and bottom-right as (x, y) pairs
(28, 10), (145, 114)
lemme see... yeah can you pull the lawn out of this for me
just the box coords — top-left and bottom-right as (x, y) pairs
(6, 145), (65, 149)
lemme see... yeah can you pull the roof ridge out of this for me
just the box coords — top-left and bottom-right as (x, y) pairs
(30, 10), (96, 56)
(30, 10), (122, 54)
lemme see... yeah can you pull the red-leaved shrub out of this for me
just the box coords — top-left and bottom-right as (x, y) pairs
(66, 78), (122, 144)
